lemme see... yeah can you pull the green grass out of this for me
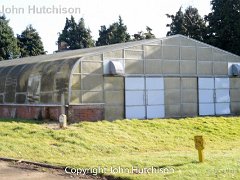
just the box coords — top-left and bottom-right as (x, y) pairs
(0, 117), (240, 179)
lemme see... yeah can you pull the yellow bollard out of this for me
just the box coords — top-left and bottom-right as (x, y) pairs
(194, 136), (205, 163)
(197, 149), (204, 162)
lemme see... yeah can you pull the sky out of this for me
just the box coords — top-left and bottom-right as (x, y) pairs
(0, 0), (211, 54)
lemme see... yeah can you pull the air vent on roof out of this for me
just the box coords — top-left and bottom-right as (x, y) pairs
(232, 64), (240, 76)
(109, 61), (124, 75)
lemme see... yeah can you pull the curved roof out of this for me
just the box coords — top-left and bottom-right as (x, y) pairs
(0, 38), (162, 67)
(1, 34), (240, 68)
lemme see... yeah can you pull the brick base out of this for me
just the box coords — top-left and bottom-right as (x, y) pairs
(68, 105), (104, 123)
(0, 105), (104, 123)
(0, 105), (61, 121)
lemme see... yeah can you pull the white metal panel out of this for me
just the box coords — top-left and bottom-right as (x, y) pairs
(146, 77), (164, 90)
(198, 78), (214, 89)
(146, 77), (165, 118)
(215, 78), (230, 114)
(216, 103), (230, 115)
(125, 91), (145, 106)
(125, 77), (144, 90)
(215, 78), (229, 89)
(215, 89), (230, 103)
(198, 78), (215, 115)
(147, 90), (164, 105)
(199, 90), (214, 103)
(199, 103), (215, 115)
(125, 106), (145, 119)
(147, 105), (165, 118)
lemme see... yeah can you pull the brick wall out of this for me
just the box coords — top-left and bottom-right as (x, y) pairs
(68, 105), (104, 123)
(0, 105), (61, 121)
(0, 105), (104, 123)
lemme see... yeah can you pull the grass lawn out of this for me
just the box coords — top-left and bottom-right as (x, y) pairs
(0, 117), (240, 179)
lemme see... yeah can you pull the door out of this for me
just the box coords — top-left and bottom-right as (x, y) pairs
(198, 78), (215, 115)
(215, 78), (230, 115)
(198, 78), (230, 115)
(125, 77), (165, 119)
(146, 77), (165, 118)
(125, 77), (145, 119)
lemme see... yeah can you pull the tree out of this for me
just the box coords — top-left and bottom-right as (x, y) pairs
(133, 26), (156, 41)
(96, 16), (131, 46)
(133, 31), (145, 41)
(166, 6), (207, 41)
(145, 26), (155, 39)
(17, 25), (45, 57)
(58, 16), (94, 50)
(96, 25), (110, 46)
(0, 15), (19, 60)
(166, 7), (186, 36)
(205, 0), (240, 55)
(184, 6), (207, 41)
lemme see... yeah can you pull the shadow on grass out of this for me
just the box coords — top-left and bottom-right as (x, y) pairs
(102, 175), (131, 180)
(154, 160), (199, 169)
(0, 118), (52, 125)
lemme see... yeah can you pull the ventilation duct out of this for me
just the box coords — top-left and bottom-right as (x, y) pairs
(109, 61), (124, 75)
(232, 64), (240, 76)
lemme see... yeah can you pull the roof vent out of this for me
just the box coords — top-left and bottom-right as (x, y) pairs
(109, 61), (124, 75)
(232, 64), (240, 76)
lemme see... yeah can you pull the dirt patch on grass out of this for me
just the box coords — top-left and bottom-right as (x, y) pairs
(0, 160), (104, 180)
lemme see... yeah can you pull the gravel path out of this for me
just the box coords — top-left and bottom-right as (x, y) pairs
(0, 160), (103, 180)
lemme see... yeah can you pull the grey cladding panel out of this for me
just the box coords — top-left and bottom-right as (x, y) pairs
(162, 37), (180, 46)
(213, 62), (228, 75)
(82, 61), (102, 74)
(164, 78), (180, 89)
(198, 48), (212, 61)
(165, 90), (181, 104)
(104, 77), (124, 91)
(104, 50), (123, 59)
(81, 75), (103, 91)
(145, 60), (162, 74)
(181, 47), (196, 60)
(162, 46), (180, 60)
(125, 60), (144, 74)
(213, 49), (228, 61)
(181, 78), (197, 89)
(181, 103), (198, 116)
(180, 61), (196, 74)
(198, 61), (213, 75)
(180, 37), (196, 46)
(125, 50), (143, 59)
(165, 104), (181, 117)
(230, 78), (240, 88)
(144, 45), (162, 59)
(162, 61), (180, 74)
(0, 66), (14, 93)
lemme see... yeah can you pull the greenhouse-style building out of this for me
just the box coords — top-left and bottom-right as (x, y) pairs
(0, 35), (240, 122)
